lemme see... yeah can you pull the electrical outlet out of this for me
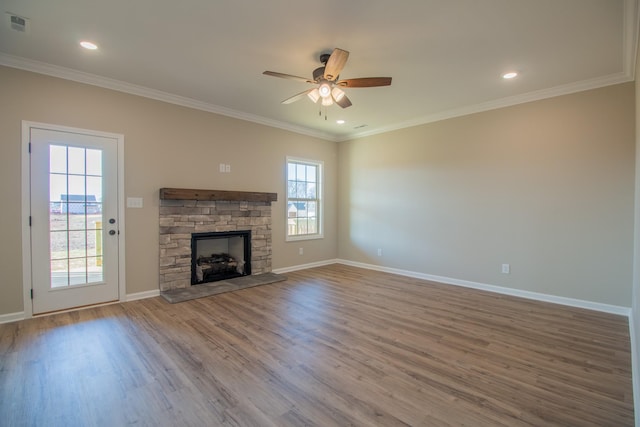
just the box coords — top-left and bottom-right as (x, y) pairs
(501, 264), (510, 274)
(299, 247), (303, 255)
(377, 248), (383, 257)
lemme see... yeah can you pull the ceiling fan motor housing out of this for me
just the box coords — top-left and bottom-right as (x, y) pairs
(312, 66), (325, 82)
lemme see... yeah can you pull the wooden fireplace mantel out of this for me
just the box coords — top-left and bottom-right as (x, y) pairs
(159, 188), (277, 203)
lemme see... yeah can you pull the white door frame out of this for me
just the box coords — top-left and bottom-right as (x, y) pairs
(21, 121), (126, 318)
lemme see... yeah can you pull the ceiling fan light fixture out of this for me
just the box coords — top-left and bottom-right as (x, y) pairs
(307, 88), (320, 103)
(321, 96), (333, 106)
(331, 86), (345, 101)
(318, 82), (332, 98)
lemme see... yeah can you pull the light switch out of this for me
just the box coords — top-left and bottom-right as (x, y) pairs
(127, 197), (143, 208)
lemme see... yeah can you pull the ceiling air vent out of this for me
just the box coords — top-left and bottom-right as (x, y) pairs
(5, 13), (30, 33)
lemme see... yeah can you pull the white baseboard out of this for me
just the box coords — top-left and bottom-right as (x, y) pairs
(0, 290), (159, 323)
(126, 289), (160, 301)
(273, 259), (339, 275)
(278, 258), (631, 317)
(0, 311), (25, 324)
(336, 259), (631, 316)
(628, 312), (640, 427)
(3, 260), (630, 321)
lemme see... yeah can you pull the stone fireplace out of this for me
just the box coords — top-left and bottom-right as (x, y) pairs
(159, 188), (277, 292)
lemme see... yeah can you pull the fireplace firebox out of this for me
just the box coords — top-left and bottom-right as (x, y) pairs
(191, 230), (251, 285)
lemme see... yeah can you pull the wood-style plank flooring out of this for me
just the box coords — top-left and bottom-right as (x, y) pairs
(0, 264), (634, 426)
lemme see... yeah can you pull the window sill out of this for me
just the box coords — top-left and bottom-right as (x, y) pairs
(286, 234), (324, 242)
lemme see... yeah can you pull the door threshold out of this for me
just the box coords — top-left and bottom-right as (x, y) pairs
(32, 299), (120, 317)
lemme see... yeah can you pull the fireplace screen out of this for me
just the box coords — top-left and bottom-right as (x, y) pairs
(191, 230), (251, 285)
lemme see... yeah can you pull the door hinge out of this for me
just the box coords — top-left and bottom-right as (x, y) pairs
(29, 216), (32, 226)
(30, 289), (33, 299)
(28, 142), (31, 153)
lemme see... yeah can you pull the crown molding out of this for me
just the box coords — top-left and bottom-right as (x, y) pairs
(343, 0), (639, 142)
(0, 53), (339, 142)
(342, 71), (634, 142)
(1, 49), (633, 144)
(624, 0), (639, 79)
(2, 0), (637, 146)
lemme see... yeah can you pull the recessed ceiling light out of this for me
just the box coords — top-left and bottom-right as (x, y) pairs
(80, 41), (98, 50)
(336, 120), (345, 125)
(502, 72), (518, 79)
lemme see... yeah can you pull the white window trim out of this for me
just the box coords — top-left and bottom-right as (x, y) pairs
(285, 156), (324, 242)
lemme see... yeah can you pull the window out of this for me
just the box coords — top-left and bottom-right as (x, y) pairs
(286, 157), (323, 240)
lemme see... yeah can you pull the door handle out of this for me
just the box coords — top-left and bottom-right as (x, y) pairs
(109, 230), (116, 236)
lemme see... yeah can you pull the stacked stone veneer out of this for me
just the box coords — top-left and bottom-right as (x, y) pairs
(159, 199), (272, 291)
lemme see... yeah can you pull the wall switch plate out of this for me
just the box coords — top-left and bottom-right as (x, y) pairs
(501, 264), (510, 274)
(127, 197), (143, 208)
(377, 248), (383, 256)
(219, 163), (225, 173)
(299, 247), (303, 255)
(225, 164), (231, 173)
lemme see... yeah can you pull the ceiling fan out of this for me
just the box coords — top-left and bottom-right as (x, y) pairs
(263, 48), (392, 109)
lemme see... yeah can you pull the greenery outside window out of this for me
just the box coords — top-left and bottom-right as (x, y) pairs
(286, 157), (323, 241)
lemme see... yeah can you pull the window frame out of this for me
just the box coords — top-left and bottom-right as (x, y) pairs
(285, 156), (324, 242)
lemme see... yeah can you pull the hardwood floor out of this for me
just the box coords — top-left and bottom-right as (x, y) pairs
(0, 264), (634, 426)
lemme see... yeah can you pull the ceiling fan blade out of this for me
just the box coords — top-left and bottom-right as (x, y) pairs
(335, 93), (352, 108)
(263, 71), (313, 84)
(337, 77), (392, 88)
(323, 48), (349, 81)
(282, 89), (314, 104)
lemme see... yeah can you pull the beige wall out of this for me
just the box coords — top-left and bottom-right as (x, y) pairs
(338, 83), (635, 306)
(0, 64), (636, 316)
(632, 39), (640, 423)
(0, 66), (338, 315)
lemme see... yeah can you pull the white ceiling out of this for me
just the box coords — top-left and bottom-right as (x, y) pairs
(0, 0), (637, 141)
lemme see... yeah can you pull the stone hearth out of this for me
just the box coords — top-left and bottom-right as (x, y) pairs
(159, 188), (277, 292)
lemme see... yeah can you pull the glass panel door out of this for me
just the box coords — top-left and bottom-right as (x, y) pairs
(29, 125), (120, 314)
(49, 145), (104, 287)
